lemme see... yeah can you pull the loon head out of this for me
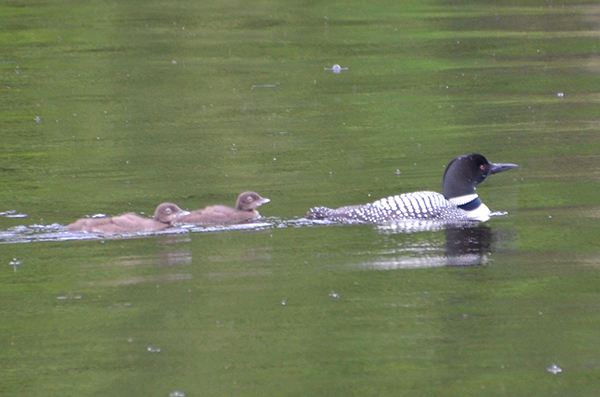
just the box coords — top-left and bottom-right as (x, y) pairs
(442, 154), (517, 206)
(236, 191), (270, 211)
(154, 203), (190, 223)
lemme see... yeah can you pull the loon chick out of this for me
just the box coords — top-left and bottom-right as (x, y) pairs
(307, 153), (517, 223)
(67, 203), (189, 234)
(177, 191), (270, 225)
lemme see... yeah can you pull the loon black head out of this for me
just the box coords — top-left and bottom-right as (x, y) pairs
(442, 154), (517, 207)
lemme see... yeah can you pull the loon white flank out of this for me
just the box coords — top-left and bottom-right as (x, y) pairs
(306, 153), (517, 223)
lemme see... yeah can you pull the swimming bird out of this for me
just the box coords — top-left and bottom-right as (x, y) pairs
(67, 203), (189, 234)
(306, 153), (517, 223)
(177, 191), (270, 225)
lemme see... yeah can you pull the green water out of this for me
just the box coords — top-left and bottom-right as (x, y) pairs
(2, 0), (600, 395)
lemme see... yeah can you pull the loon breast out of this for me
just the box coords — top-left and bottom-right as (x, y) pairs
(307, 191), (470, 223)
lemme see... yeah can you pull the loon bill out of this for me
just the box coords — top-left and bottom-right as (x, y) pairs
(306, 153), (517, 223)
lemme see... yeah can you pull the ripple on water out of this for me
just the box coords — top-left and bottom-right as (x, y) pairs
(0, 210), (28, 218)
(0, 219), (281, 244)
(0, 216), (499, 245)
(56, 294), (82, 300)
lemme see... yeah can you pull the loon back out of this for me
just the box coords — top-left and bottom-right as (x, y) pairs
(306, 153), (517, 223)
(307, 191), (467, 223)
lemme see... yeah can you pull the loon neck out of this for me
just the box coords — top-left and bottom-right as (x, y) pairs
(458, 196), (483, 211)
(448, 194), (481, 211)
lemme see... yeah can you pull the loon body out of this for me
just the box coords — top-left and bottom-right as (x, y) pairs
(307, 154), (517, 223)
(67, 203), (189, 234)
(177, 191), (270, 225)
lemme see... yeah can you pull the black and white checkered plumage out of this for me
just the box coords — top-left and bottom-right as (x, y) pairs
(307, 154), (517, 224)
(307, 191), (466, 222)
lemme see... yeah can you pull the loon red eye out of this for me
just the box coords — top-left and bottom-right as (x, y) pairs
(480, 165), (485, 170)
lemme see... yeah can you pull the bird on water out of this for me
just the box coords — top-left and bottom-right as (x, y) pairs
(176, 191), (270, 225)
(306, 153), (517, 223)
(67, 203), (189, 234)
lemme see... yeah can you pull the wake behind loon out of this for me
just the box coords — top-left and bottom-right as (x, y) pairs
(306, 153), (517, 223)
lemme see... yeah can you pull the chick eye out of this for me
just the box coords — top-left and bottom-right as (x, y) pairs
(165, 208), (172, 214)
(247, 196), (254, 202)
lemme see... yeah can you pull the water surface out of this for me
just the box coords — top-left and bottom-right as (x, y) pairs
(2, 0), (600, 395)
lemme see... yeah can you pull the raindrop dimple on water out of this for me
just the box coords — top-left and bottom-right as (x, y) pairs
(546, 363), (562, 374)
(169, 391), (186, 397)
(325, 64), (348, 74)
(147, 345), (162, 353)
(329, 291), (340, 298)
(9, 258), (22, 272)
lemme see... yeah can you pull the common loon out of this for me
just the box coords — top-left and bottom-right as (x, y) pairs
(177, 191), (270, 225)
(306, 153), (517, 223)
(67, 203), (189, 234)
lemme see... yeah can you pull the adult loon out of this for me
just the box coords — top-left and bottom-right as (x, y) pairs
(306, 153), (517, 223)
(67, 203), (189, 234)
(177, 191), (270, 225)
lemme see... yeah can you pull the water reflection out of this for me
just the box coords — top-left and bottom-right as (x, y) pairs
(89, 273), (193, 287)
(104, 251), (192, 268)
(361, 222), (496, 269)
(444, 224), (493, 267)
